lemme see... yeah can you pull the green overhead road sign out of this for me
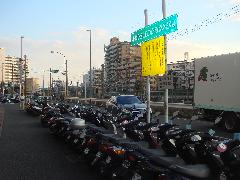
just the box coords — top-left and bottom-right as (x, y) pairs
(131, 14), (178, 46)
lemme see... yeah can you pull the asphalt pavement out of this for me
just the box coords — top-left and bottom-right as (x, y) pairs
(0, 104), (102, 180)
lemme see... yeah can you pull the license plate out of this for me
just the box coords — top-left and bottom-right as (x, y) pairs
(84, 148), (89, 154)
(134, 117), (138, 120)
(106, 156), (111, 164)
(137, 114), (143, 117)
(73, 139), (79, 143)
(96, 152), (101, 157)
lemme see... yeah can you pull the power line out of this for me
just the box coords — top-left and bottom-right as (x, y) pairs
(168, 4), (240, 41)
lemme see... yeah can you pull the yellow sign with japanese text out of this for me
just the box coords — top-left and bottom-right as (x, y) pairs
(141, 36), (165, 76)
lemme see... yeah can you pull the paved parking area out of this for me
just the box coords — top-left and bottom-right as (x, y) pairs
(0, 104), (102, 180)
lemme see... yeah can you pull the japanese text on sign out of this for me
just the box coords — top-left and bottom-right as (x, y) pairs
(141, 36), (165, 76)
(131, 14), (178, 46)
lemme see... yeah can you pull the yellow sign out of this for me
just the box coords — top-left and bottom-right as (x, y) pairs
(141, 36), (165, 76)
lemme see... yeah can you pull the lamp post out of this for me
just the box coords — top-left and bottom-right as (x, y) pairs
(11, 63), (14, 96)
(162, 0), (169, 123)
(1, 63), (4, 95)
(86, 29), (92, 99)
(51, 51), (68, 98)
(24, 55), (27, 107)
(19, 36), (24, 108)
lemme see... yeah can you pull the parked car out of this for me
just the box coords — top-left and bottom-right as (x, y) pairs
(106, 95), (149, 116)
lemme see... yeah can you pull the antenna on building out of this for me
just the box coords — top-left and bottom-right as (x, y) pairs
(184, 52), (189, 61)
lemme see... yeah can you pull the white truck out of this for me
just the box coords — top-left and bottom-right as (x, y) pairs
(194, 52), (240, 131)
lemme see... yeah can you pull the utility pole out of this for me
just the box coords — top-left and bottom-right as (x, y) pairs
(11, 63), (14, 96)
(65, 59), (68, 97)
(24, 55), (27, 107)
(42, 71), (45, 96)
(84, 80), (87, 99)
(20, 36), (24, 98)
(1, 63), (4, 95)
(162, 0), (169, 123)
(144, 9), (151, 123)
(76, 81), (79, 97)
(52, 77), (54, 98)
(49, 68), (51, 96)
(86, 30), (92, 99)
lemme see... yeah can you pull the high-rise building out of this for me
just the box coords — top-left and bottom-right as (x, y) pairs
(4, 56), (21, 84)
(81, 67), (104, 98)
(4, 55), (29, 84)
(0, 48), (5, 83)
(91, 67), (103, 98)
(104, 37), (142, 96)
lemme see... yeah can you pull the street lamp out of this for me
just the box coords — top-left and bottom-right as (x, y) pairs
(51, 51), (68, 98)
(20, 36), (24, 107)
(24, 55), (27, 106)
(86, 29), (92, 98)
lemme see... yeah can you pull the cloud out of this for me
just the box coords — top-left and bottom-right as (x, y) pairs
(168, 39), (240, 62)
(0, 26), (114, 87)
(230, 0), (240, 4)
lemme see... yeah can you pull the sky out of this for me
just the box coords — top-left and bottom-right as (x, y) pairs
(1, 0), (240, 86)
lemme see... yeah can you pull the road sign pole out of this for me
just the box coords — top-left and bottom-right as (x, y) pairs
(162, 0), (169, 123)
(144, 9), (151, 123)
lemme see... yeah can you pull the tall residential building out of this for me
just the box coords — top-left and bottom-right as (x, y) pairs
(0, 48), (5, 83)
(91, 67), (103, 97)
(81, 67), (104, 98)
(104, 37), (142, 95)
(3, 55), (29, 84)
(4, 56), (21, 84)
(167, 60), (194, 89)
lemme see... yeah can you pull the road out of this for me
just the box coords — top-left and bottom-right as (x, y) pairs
(0, 104), (102, 180)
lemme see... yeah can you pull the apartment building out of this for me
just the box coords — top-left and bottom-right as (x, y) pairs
(104, 37), (142, 95)
(81, 67), (104, 98)
(91, 68), (103, 97)
(0, 48), (5, 82)
(4, 55), (21, 84)
(167, 60), (194, 89)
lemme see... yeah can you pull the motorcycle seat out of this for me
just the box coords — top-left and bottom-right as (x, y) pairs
(149, 156), (185, 167)
(87, 123), (98, 128)
(64, 117), (74, 122)
(87, 126), (113, 134)
(169, 164), (211, 179)
(99, 133), (132, 144)
(139, 147), (167, 157)
(119, 141), (168, 157)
